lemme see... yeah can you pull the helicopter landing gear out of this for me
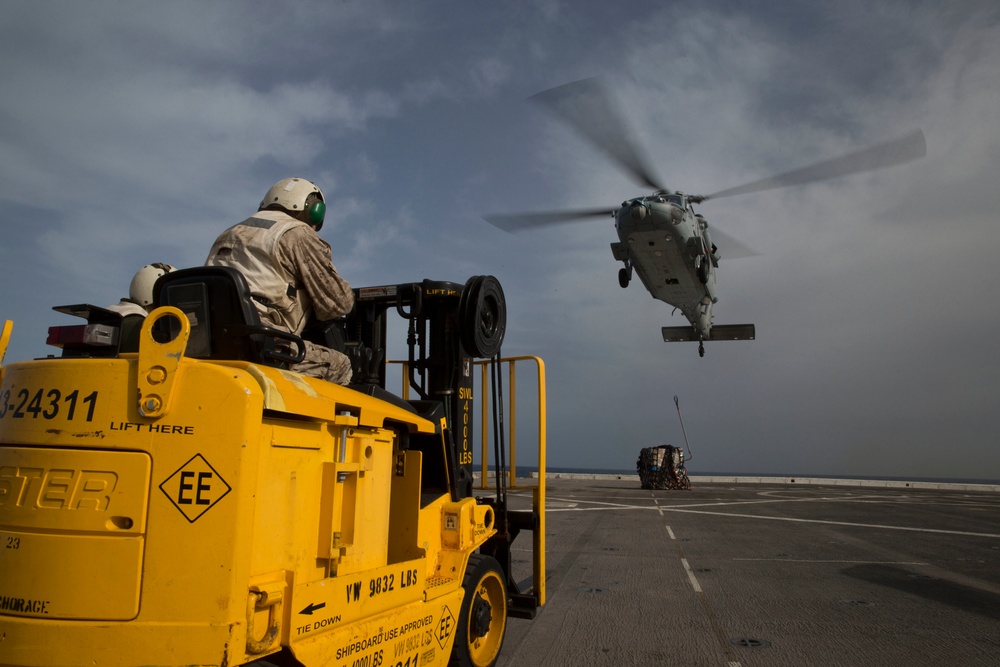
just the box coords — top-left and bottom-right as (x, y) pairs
(618, 265), (631, 288)
(698, 339), (705, 357)
(696, 257), (710, 285)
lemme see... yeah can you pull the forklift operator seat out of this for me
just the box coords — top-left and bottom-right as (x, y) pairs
(152, 266), (305, 369)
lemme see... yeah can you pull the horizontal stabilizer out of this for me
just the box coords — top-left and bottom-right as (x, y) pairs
(661, 326), (700, 342)
(661, 324), (756, 342)
(708, 324), (756, 341)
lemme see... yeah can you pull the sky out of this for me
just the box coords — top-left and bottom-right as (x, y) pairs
(1, 0), (998, 480)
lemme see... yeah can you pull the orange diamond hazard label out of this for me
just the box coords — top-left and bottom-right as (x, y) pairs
(159, 453), (231, 522)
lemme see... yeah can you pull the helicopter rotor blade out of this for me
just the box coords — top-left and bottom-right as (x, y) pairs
(694, 129), (926, 202)
(531, 77), (667, 193)
(483, 207), (614, 233)
(703, 225), (759, 260)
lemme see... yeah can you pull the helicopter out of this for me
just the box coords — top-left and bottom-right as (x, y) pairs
(485, 77), (926, 356)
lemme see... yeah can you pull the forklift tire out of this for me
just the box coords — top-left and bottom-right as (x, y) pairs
(458, 276), (506, 359)
(449, 554), (508, 667)
(241, 647), (304, 667)
(242, 652), (301, 667)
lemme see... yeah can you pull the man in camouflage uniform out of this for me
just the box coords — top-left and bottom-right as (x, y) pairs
(205, 178), (355, 384)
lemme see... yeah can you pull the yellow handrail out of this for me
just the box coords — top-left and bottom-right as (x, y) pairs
(476, 355), (546, 608)
(475, 356), (546, 490)
(387, 355), (547, 607)
(0, 320), (12, 367)
(385, 356), (547, 488)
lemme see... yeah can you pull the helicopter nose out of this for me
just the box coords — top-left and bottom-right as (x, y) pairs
(629, 202), (647, 222)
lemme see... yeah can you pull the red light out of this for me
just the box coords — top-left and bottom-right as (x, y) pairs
(46, 324), (118, 348)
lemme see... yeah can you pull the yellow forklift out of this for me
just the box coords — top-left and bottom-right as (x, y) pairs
(0, 269), (544, 667)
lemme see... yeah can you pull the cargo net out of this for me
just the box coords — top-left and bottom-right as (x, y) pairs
(636, 445), (691, 490)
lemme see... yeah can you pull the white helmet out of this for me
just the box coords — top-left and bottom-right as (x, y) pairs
(258, 177), (326, 228)
(129, 262), (175, 308)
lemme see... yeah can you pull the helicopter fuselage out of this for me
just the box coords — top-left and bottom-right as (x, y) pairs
(493, 77), (921, 355)
(612, 192), (717, 338)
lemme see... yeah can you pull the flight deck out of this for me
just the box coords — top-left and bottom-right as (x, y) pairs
(498, 476), (1000, 666)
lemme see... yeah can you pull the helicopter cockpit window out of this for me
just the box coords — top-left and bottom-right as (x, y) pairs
(666, 194), (684, 206)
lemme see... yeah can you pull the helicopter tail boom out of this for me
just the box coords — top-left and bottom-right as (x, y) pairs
(661, 324), (756, 342)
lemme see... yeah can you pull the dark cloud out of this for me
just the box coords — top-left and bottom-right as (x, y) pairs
(1, 1), (997, 480)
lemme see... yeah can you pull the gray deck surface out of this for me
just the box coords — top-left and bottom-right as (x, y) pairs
(496, 477), (1000, 666)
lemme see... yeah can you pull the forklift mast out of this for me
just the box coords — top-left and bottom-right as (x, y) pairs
(311, 276), (507, 501)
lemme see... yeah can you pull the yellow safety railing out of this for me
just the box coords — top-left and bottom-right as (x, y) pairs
(386, 356), (547, 490)
(388, 355), (547, 607)
(0, 320), (13, 367)
(475, 355), (546, 607)
(474, 356), (546, 491)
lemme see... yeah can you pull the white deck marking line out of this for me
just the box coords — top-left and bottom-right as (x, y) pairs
(662, 507), (1000, 539)
(546, 494), (887, 513)
(733, 558), (929, 565)
(666, 525), (676, 540)
(654, 494), (887, 510)
(547, 506), (659, 512)
(680, 558), (703, 593)
(544, 502), (579, 509)
(545, 494), (883, 513)
(545, 495), (660, 512)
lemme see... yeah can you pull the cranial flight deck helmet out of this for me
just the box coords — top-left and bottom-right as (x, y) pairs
(259, 177), (326, 230)
(129, 262), (175, 308)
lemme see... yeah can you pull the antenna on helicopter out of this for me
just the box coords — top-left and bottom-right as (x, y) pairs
(674, 395), (692, 462)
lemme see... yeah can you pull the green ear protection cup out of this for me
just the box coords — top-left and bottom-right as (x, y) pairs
(308, 200), (326, 227)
